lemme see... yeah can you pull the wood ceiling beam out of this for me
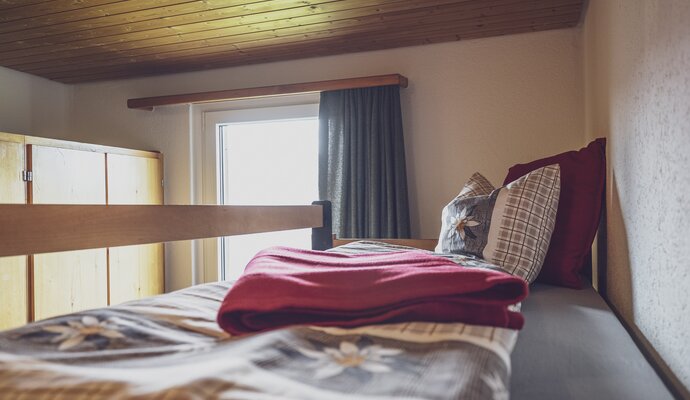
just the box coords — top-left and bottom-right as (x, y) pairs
(0, 0), (428, 64)
(55, 14), (576, 83)
(41, 6), (579, 81)
(0, 0), (121, 18)
(52, 10), (577, 83)
(0, 0), (197, 32)
(64, 17), (577, 83)
(0, 0), (53, 11)
(0, 0), (329, 48)
(126, 74), (408, 110)
(0, 0), (585, 83)
(14, 1), (580, 76)
(61, 20), (574, 83)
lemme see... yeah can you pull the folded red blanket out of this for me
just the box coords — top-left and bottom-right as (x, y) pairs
(217, 247), (528, 335)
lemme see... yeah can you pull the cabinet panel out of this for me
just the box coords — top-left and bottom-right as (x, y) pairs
(0, 257), (28, 330)
(0, 138), (25, 204)
(108, 244), (164, 305)
(33, 249), (108, 320)
(31, 145), (106, 204)
(107, 154), (164, 304)
(107, 154), (163, 204)
(0, 138), (28, 329)
(31, 145), (107, 320)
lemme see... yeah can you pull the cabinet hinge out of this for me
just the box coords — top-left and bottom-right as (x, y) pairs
(21, 170), (33, 182)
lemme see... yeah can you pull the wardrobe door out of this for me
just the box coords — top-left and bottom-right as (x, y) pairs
(107, 153), (164, 305)
(0, 136), (28, 329)
(30, 145), (108, 320)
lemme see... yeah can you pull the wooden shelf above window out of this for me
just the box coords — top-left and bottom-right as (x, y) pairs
(127, 74), (408, 110)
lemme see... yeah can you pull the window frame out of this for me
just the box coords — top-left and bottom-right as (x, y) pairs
(195, 95), (319, 283)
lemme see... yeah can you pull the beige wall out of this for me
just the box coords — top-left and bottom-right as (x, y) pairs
(65, 28), (584, 290)
(0, 66), (71, 138)
(584, 0), (690, 397)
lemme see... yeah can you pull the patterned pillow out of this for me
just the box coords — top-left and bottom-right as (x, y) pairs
(503, 139), (606, 288)
(457, 172), (495, 198)
(435, 165), (561, 282)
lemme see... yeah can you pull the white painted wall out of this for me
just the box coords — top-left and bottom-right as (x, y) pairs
(65, 28), (584, 290)
(0, 66), (71, 138)
(584, 0), (690, 396)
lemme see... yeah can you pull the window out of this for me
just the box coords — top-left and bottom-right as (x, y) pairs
(202, 102), (319, 281)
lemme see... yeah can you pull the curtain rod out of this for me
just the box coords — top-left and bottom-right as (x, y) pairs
(127, 74), (408, 111)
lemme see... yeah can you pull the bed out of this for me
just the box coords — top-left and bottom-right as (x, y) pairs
(0, 246), (676, 400)
(0, 139), (675, 399)
(0, 238), (673, 399)
(512, 283), (673, 400)
(0, 240), (521, 399)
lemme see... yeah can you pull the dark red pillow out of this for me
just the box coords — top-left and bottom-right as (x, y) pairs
(503, 138), (606, 288)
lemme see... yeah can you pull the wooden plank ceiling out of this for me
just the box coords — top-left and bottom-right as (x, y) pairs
(0, 0), (584, 84)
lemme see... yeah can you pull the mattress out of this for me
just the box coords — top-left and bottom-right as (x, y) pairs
(511, 283), (673, 400)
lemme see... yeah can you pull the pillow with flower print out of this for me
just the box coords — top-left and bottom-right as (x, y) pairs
(435, 165), (561, 283)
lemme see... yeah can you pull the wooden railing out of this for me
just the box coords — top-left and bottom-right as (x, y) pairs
(0, 202), (332, 257)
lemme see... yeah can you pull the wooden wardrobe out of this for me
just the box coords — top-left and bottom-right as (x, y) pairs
(0, 132), (164, 330)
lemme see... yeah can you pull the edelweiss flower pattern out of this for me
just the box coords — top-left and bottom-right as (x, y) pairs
(0, 262), (518, 399)
(296, 341), (402, 379)
(448, 207), (481, 241)
(41, 315), (124, 351)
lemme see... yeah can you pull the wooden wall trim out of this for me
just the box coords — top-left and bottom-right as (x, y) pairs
(0, 131), (25, 144)
(0, 131), (161, 158)
(127, 74), (408, 110)
(24, 136), (161, 158)
(0, 204), (323, 257)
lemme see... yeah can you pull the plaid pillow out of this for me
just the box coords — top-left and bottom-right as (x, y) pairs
(435, 165), (561, 282)
(457, 172), (495, 198)
(503, 139), (606, 288)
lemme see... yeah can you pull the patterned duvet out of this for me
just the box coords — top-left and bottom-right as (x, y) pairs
(0, 242), (520, 399)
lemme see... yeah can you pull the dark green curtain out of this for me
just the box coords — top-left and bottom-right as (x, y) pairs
(318, 85), (411, 238)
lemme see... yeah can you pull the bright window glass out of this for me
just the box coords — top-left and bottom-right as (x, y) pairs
(218, 117), (318, 280)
